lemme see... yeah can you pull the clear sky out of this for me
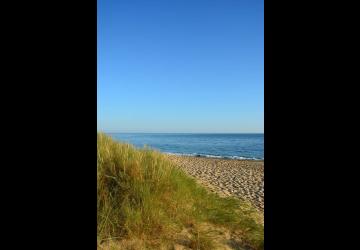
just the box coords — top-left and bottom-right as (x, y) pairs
(98, 0), (263, 133)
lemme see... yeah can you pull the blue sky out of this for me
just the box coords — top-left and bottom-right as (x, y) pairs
(98, 0), (263, 133)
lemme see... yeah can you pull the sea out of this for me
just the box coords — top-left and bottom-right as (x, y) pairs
(108, 133), (264, 160)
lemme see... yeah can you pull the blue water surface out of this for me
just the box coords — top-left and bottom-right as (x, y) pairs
(108, 133), (264, 160)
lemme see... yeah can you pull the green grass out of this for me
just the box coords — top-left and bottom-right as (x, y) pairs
(97, 133), (264, 250)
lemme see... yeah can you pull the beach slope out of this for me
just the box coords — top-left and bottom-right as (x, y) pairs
(166, 155), (264, 212)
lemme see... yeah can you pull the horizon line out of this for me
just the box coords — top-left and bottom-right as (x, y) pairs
(98, 131), (264, 134)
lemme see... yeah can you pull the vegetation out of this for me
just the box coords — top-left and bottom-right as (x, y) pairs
(97, 133), (264, 250)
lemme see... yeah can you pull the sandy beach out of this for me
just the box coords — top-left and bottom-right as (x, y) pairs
(166, 155), (264, 213)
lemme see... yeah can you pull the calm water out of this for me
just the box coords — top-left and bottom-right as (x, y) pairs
(108, 133), (264, 160)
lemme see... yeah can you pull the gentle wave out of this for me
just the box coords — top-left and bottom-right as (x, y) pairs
(110, 133), (264, 160)
(164, 152), (263, 161)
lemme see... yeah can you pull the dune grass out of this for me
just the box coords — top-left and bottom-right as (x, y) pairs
(97, 133), (264, 250)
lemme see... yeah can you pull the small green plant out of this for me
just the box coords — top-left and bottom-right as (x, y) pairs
(97, 133), (263, 249)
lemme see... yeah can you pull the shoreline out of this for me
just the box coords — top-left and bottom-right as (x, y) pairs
(166, 154), (264, 214)
(164, 152), (264, 161)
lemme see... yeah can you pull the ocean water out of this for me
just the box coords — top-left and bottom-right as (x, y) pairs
(108, 133), (264, 160)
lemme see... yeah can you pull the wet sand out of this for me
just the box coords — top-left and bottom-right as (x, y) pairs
(166, 155), (264, 212)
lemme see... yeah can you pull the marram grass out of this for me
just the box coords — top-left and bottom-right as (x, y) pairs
(97, 133), (264, 250)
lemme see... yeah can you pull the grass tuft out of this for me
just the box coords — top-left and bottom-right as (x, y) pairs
(97, 133), (263, 249)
